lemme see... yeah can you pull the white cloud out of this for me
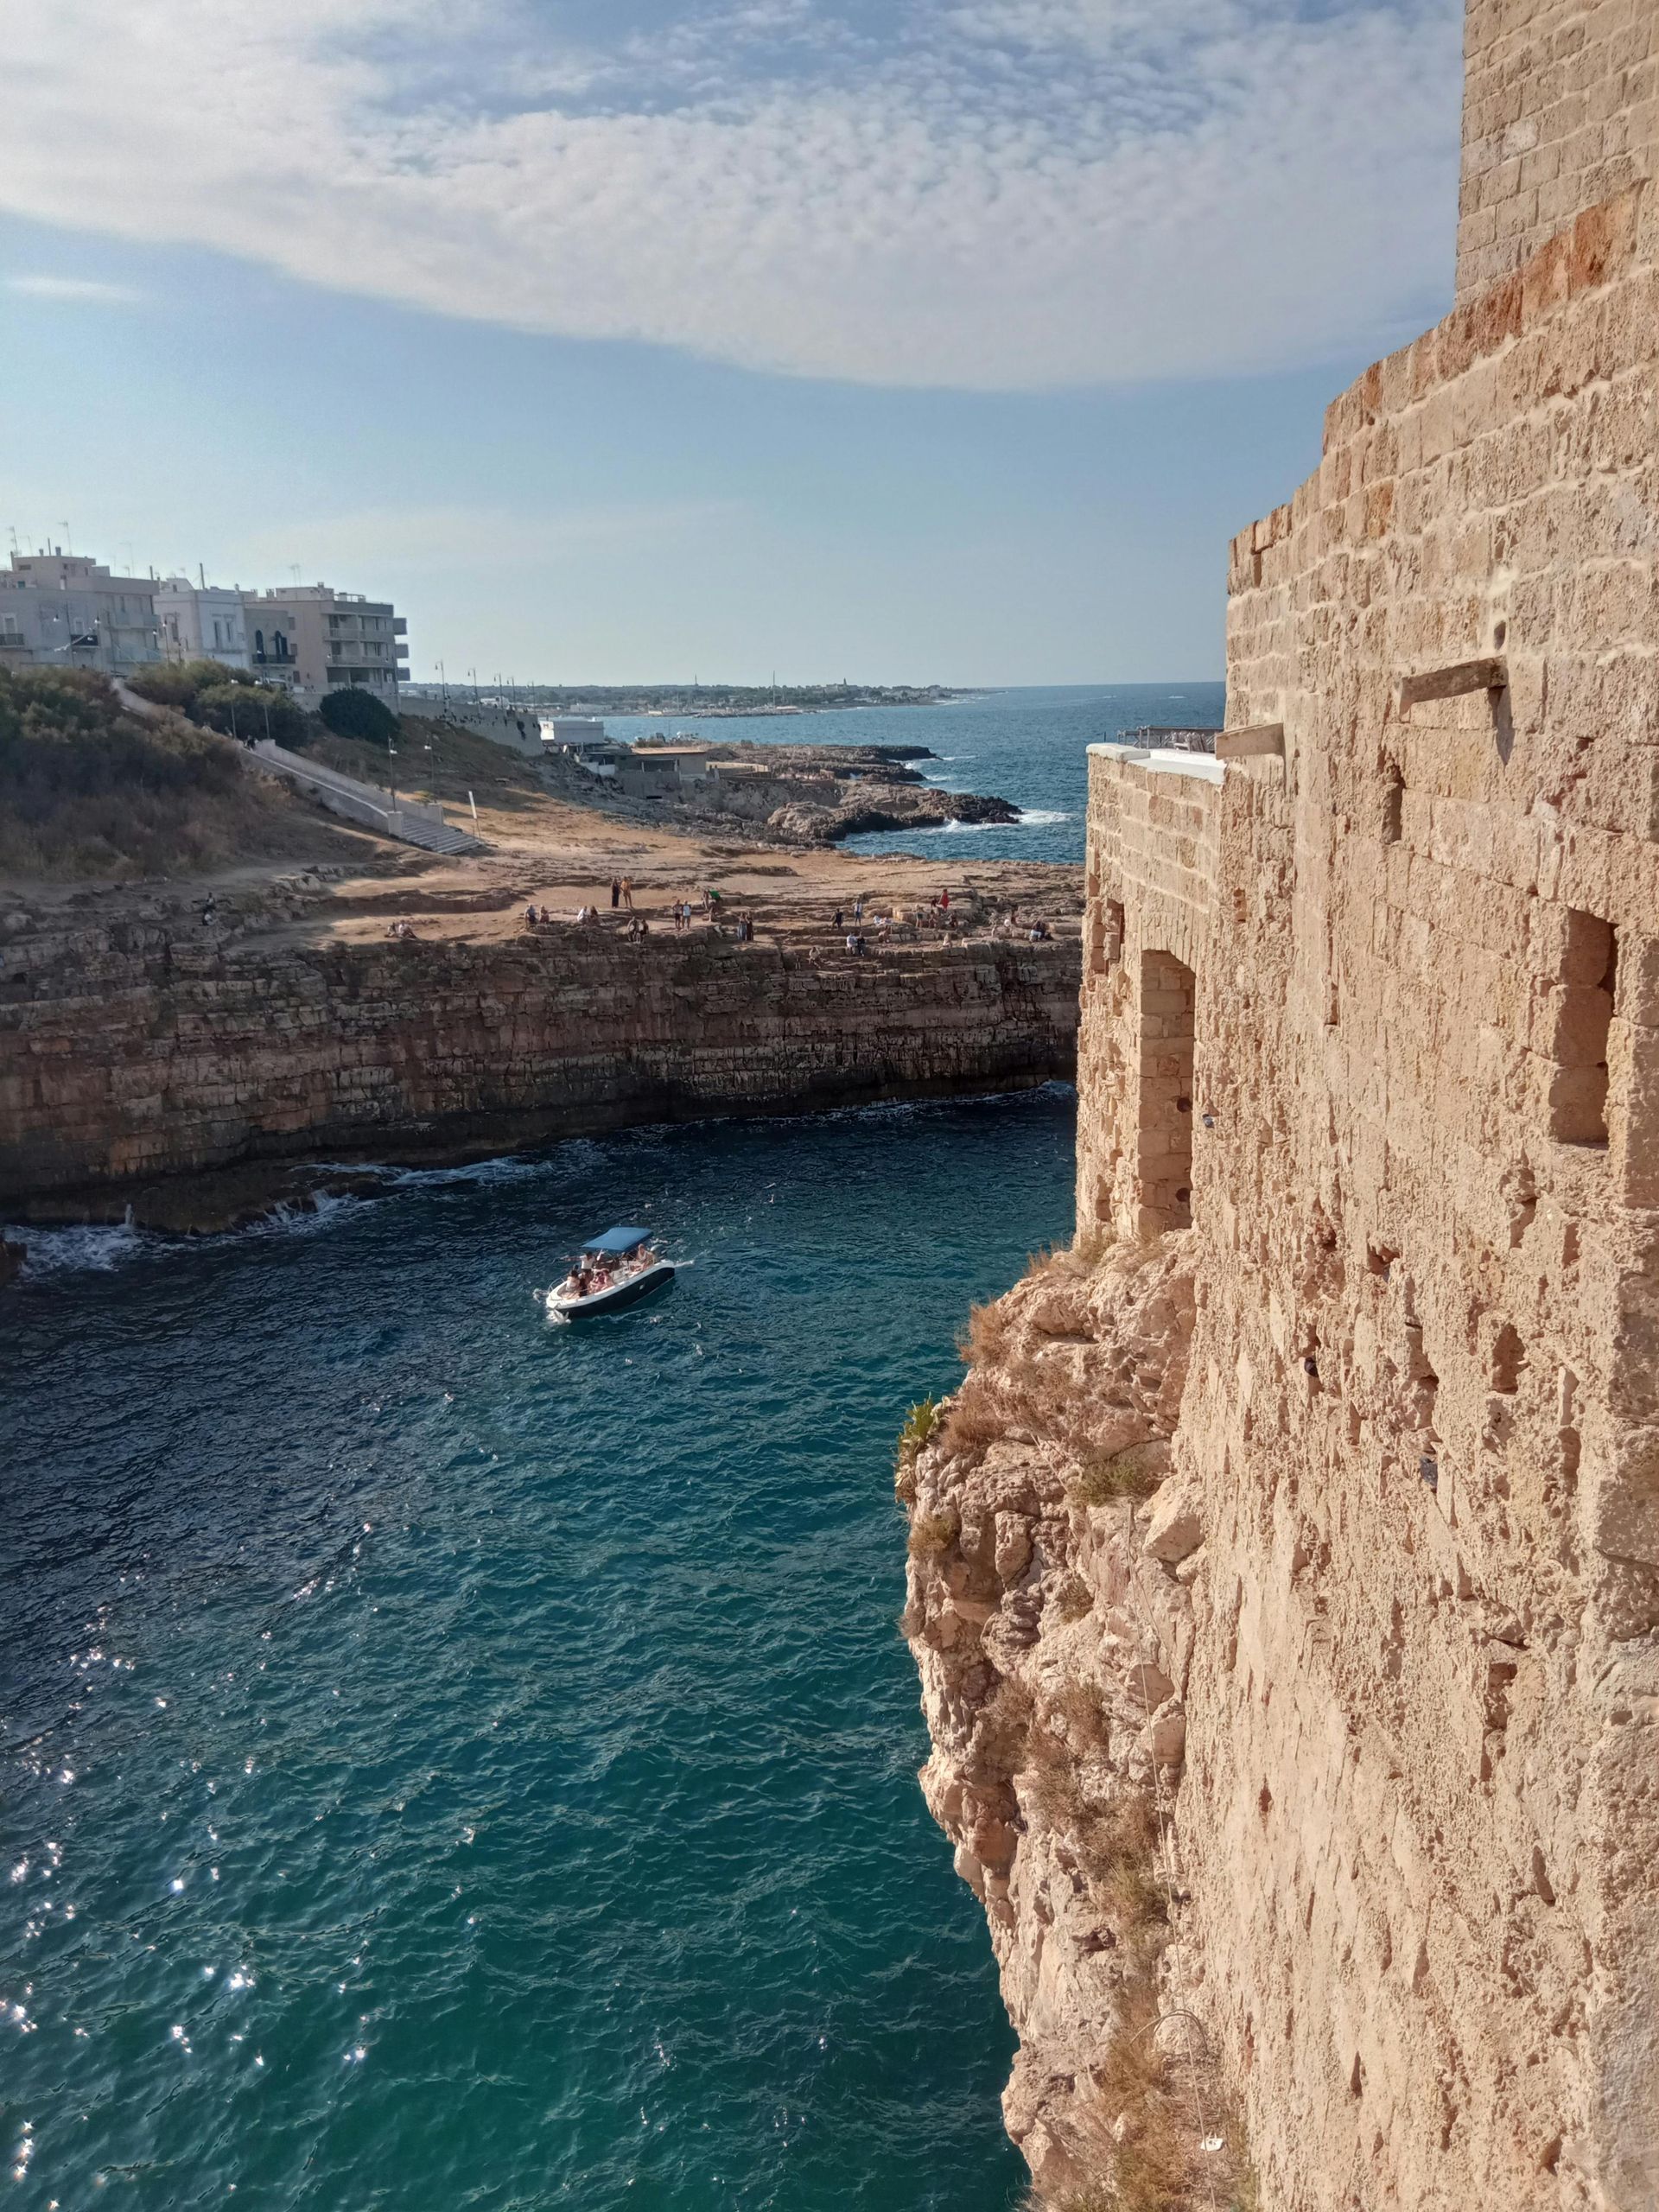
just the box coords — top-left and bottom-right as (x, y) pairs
(0, 0), (1464, 389)
(4, 273), (143, 304)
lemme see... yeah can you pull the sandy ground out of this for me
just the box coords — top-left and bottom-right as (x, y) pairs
(2, 727), (1081, 952)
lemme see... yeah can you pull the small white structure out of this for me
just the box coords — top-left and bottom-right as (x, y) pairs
(542, 716), (626, 776)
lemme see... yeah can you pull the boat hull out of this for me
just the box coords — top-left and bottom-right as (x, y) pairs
(548, 1262), (676, 1320)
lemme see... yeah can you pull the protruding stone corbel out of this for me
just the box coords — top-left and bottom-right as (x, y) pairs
(1396, 658), (1507, 714)
(1215, 723), (1285, 760)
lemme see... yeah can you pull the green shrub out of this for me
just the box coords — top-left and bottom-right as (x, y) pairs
(319, 686), (398, 747)
(193, 682), (310, 747)
(0, 664), (347, 878)
(899, 1397), (938, 1451)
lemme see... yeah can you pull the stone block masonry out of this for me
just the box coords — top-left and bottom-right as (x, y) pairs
(0, 918), (1079, 1205)
(1457, 0), (1658, 302)
(903, 5), (1659, 2209)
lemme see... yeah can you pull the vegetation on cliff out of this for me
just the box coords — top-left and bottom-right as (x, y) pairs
(0, 665), (356, 880)
(126, 658), (310, 747)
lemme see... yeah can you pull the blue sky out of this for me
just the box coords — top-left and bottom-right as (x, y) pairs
(0, 0), (1465, 683)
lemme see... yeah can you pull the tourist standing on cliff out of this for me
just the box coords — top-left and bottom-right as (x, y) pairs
(620, 877), (634, 910)
(610, 877), (620, 910)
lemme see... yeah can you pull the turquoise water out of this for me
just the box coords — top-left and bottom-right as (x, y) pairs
(607, 681), (1226, 865)
(2, 1091), (1077, 2210)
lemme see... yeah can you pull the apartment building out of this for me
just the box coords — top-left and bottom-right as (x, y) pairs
(0, 550), (159, 677)
(242, 583), (408, 703)
(154, 577), (251, 670)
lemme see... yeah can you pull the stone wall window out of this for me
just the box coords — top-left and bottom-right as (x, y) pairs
(1138, 949), (1196, 1232)
(1548, 911), (1617, 1147)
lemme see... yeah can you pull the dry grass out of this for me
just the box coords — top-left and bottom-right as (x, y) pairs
(937, 1376), (1012, 1460)
(302, 714), (551, 815)
(1065, 1441), (1166, 1510)
(1024, 1225), (1116, 1281)
(906, 1511), (957, 1560)
(1052, 1573), (1096, 1624)
(961, 1293), (1014, 1365)
(975, 1675), (1035, 1773)
(1047, 1678), (1112, 1755)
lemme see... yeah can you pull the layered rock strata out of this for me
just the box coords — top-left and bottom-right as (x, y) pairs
(0, 905), (1077, 1206)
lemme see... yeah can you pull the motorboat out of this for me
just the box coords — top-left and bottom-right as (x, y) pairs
(545, 1226), (675, 1319)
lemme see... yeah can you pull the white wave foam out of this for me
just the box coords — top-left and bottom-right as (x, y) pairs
(7, 1218), (146, 1279)
(240, 1191), (367, 1240)
(1012, 810), (1071, 827)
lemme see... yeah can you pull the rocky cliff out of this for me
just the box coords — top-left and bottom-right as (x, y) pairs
(899, 1236), (1248, 2209)
(0, 896), (1078, 1208)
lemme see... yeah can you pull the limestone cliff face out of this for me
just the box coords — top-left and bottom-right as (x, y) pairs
(900, 1239), (1231, 2205)
(0, 899), (1077, 1205)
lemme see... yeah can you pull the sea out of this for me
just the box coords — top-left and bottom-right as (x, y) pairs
(2, 1094), (1077, 2211)
(604, 680), (1227, 866)
(0, 687), (1204, 2209)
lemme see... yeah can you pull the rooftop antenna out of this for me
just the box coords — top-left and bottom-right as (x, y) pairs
(60, 521), (73, 554)
(199, 562), (207, 590)
(6, 526), (17, 556)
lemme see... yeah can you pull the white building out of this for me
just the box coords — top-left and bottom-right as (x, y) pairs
(0, 550), (160, 677)
(154, 578), (251, 669)
(541, 716), (626, 775)
(241, 583), (407, 704)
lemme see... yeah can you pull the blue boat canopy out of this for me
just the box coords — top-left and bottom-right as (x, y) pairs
(584, 1225), (652, 1255)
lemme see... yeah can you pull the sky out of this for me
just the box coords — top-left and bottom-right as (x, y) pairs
(0, 0), (1466, 685)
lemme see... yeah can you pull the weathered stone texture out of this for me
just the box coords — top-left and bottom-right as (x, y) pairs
(909, 21), (1659, 2210)
(1175, 166), (1659, 2199)
(1458, 0), (1659, 302)
(0, 920), (1078, 1202)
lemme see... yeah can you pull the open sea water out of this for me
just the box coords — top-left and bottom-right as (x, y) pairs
(607, 681), (1226, 866)
(1, 1090), (1078, 2211)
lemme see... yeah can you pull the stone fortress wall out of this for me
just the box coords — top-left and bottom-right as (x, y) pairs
(1081, 3), (1659, 2198)
(905, 6), (1659, 2209)
(1457, 0), (1656, 300)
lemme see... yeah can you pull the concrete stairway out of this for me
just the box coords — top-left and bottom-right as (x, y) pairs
(248, 741), (486, 855)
